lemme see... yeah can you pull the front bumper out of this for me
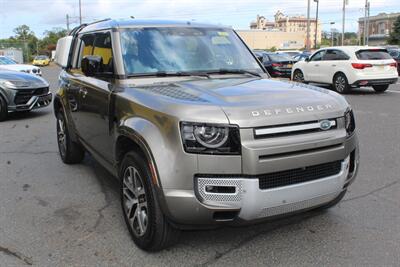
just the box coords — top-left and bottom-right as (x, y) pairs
(163, 142), (359, 227)
(8, 92), (52, 112)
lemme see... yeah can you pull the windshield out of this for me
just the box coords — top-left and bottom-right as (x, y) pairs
(268, 54), (293, 62)
(0, 57), (17, 65)
(35, 56), (48, 60)
(120, 27), (263, 76)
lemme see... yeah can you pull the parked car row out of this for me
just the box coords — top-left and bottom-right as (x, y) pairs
(254, 46), (398, 94)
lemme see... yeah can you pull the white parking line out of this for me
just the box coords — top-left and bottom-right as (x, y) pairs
(388, 90), (400, 94)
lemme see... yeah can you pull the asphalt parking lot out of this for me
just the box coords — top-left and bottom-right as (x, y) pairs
(1, 65), (400, 266)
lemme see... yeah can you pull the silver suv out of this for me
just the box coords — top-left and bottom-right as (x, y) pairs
(54, 19), (359, 251)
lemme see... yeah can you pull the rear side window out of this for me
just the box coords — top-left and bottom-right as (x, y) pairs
(323, 50), (349, 61)
(356, 49), (392, 60)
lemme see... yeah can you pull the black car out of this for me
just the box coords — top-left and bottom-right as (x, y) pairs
(0, 70), (51, 121)
(256, 52), (295, 78)
(388, 49), (400, 76)
(293, 52), (312, 62)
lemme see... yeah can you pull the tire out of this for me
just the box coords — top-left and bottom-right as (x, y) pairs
(293, 69), (305, 83)
(318, 190), (347, 210)
(372, 84), (389, 93)
(333, 73), (351, 94)
(56, 109), (85, 164)
(0, 95), (8, 122)
(120, 151), (180, 251)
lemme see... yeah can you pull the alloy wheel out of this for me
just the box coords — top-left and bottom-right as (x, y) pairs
(293, 71), (304, 82)
(335, 75), (346, 93)
(122, 166), (148, 237)
(57, 116), (67, 157)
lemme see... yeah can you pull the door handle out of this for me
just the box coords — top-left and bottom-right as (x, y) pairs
(332, 64), (337, 67)
(314, 64), (319, 67)
(79, 88), (88, 98)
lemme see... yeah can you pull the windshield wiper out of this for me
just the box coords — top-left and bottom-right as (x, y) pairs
(205, 69), (262, 78)
(127, 71), (209, 78)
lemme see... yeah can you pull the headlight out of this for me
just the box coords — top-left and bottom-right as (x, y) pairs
(0, 80), (17, 89)
(180, 122), (241, 155)
(344, 108), (355, 136)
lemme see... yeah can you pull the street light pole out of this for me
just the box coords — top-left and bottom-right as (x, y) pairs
(342, 0), (346, 46)
(363, 0), (368, 45)
(314, 0), (319, 49)
(306, 0), (311, 50)
(366, 1), (370, 45)
(330, 22), (335, 46)
(79, 0), (82, 24)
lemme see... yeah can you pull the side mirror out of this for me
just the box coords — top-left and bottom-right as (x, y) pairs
(81, 55), (103, 77)
(55, 36), (73, 68)
(305, 57), (310, 62)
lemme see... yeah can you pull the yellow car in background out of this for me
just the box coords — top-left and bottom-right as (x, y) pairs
(33, 55), (50, 66)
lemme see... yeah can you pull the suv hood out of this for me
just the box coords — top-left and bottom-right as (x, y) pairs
(0, 64), (39, 72)
(174, 78), (349, 128)
(0, 70), (48, 88)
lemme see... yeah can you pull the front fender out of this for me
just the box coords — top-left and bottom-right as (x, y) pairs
(117, 116), (197, 190)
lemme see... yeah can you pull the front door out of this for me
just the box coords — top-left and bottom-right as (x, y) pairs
(304, 50), (326, 83)
(68, 31), (115, 164)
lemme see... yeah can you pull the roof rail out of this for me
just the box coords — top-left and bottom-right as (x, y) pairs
(86, 18), (112, 26)
(68, 18), (112, 36)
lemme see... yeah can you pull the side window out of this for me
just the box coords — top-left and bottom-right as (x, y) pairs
(76, 34), (95, 70)
(323, 50), (349, 61)
(310, 50), (325, 61)
(92, 32), (113, 73)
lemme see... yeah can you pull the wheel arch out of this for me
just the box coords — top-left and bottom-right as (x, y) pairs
(53, 95), (63, 116)
(292, 67), (307, 81)
(116, 123), (176, 221)
(332, 71), (348, 83)
(0, 88), (11, 105)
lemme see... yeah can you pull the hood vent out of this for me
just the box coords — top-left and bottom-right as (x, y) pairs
(138, 85), (208, 103)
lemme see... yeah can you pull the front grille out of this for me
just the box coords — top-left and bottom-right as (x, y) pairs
(14, 87), (49, 105)
(259, 161), (342, 190)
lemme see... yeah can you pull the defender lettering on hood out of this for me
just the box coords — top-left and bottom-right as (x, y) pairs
(251, 104), (334, 117)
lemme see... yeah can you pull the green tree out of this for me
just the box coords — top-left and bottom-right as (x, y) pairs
(39, 28), (67, 51)
(13, 25), (35, 40)
(388, 16), (400, 45)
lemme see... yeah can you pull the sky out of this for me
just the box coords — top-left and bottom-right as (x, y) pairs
(0, 0), (399, 38)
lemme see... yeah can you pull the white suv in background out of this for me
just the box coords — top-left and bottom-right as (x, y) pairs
(292, 46), (398, 93)
(0, 56), (42, 76)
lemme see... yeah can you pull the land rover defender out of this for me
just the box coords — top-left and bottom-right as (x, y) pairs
(54, 19), (359, 251)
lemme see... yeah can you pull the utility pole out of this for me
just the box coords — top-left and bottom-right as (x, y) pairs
(306, 0), (311, 50)
(363, 0), (368, 45)
(342, 0), (347, 46)
(330, 22), (336, 46)
(314, 0), (319, 49)
(66, 14), (70, 32)
(366, 1), (370, 45)
(79, 0), (82, 24)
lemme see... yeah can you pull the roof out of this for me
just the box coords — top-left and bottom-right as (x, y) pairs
(319, 46), (386, 53)
(79, 18), (228, 34)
